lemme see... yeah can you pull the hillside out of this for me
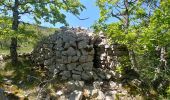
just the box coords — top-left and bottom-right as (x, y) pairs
(0, 21), (56, 55)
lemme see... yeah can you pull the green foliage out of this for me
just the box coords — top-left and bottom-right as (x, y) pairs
(0, 0), (85, 26)
(0, 17), (56, 55)
(94, 0), (170, 98)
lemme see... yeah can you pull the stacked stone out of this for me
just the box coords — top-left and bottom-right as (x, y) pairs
(32, 28), (95, 80)
(93, 32), (117, 70)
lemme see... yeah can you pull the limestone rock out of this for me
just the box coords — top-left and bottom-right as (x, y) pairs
(0, 88), (8, 100)
(67, 63), (76, 70)
(72, 74), (81, 80)
(69, 90), (83, 100)
(75, 65), (83, 71)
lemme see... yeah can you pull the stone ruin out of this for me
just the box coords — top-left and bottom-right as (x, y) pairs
(32, 27), (125, 81)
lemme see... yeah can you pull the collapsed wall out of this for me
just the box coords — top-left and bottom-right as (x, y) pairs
(32, 27), (121, 81)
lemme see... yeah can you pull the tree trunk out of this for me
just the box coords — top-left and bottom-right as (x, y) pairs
(124, 0), (138, 69)
(129, 50), (138, 70)
(10, 0), (19, 65)
(159, 46), (167, 70)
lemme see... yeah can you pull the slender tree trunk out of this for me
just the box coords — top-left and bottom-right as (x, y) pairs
(124, 0), (138, 69)
(129, 50), (138, 69)
(159, 46), (167, 70)
(124, 0), (129, 34)
(10, 0), (19, 65)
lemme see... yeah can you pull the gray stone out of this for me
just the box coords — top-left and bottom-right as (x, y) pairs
(87, 55), (94, 62)
(67, 47), (77, 56)
(67, 56), (72, 63)
(93, 72), (99, 80)
(78, 41), (87, 49)
(82, 62), (93, 71)
(72, 74), (81, 80)
(56, 64), (66, 71)
(93, 81), (103, 89)
(97, 90), (105, 100)
(64, 43), (70, 49)
(44, 58), (54, 66)
(79, 56), (87, 63)
(66, 80), (84, 91)
(71, 56), (79, 62)
(105, 95), (114, 100)
(69, 41), (77, 48)
(81, 49), (88, 56)
(62, 71), (71, 78)
(48, 65), (57, 72)
(109, 81), (117, 88)
(67, 63), (77, 70)
(58, 95), (68, 100)
(81, 72), (90, 80)
(75, 65), (83, 71)
(88, 49), (95, 55)
(62, 56), (68, 63)
(72, 70), (81, 75)
(0, 88), (7, 100)
(69, 90), (83, 100)
(105, 73), (112, 79)
(56, 58), (63, 63)
(76, 51), (81, 57)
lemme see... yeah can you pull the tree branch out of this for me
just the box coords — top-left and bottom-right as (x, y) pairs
(62, 0), (89, 20)
(111, 11), (123, 21)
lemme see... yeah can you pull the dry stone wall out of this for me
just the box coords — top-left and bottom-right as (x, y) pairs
(32, 27), (122, 81)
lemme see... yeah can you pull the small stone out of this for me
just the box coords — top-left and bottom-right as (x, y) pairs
(88, 49), (95, 55)
(93, 81), (103, 89)
(78, 41), (87, 49)
(106, 73), (112, 79)
(62, 56), (68, 63)
(77, 51), (81, 57)
(62, 71), (71, 78)
(72, 74), (81, 80)
(64, 43), (70, 49)
(86, 55), (94, 62)
(93, 72), (99, 80)
(71, 56), (79, 62)
(56, 91), (63, 96)
(79, 56), (87, 63)
(96, 90), (105, 100)
(44, 58), (54, 66)
(105, 95), (114, 100)
(67, 63), (77, 70)
(75, 65), (83, 71)
(91, 89), (98, 98)
(69, 90), (83, 100)
(56, 64), (66, 71)
(69, 41), (77, 48)
(67, 56), (72, 63)
(0, 55), (3, 61)
(109, 81), (117, 88)
(58, 95), (68, 100)
(81, 72), (90, 80)
(81, 49), (88, 56)
(66, 47), (77, 56)
(0, 88), (7, 100)
(72, 70), (81, 75)
(105, 45), (110, 48)
(82, 62), (93, 71)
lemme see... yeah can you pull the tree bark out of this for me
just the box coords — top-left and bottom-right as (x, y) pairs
(159, 46), (167, 70)
(124, 0), (138, 69)
(10, 0), (19, 65)
(129, 50), (138, 69)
